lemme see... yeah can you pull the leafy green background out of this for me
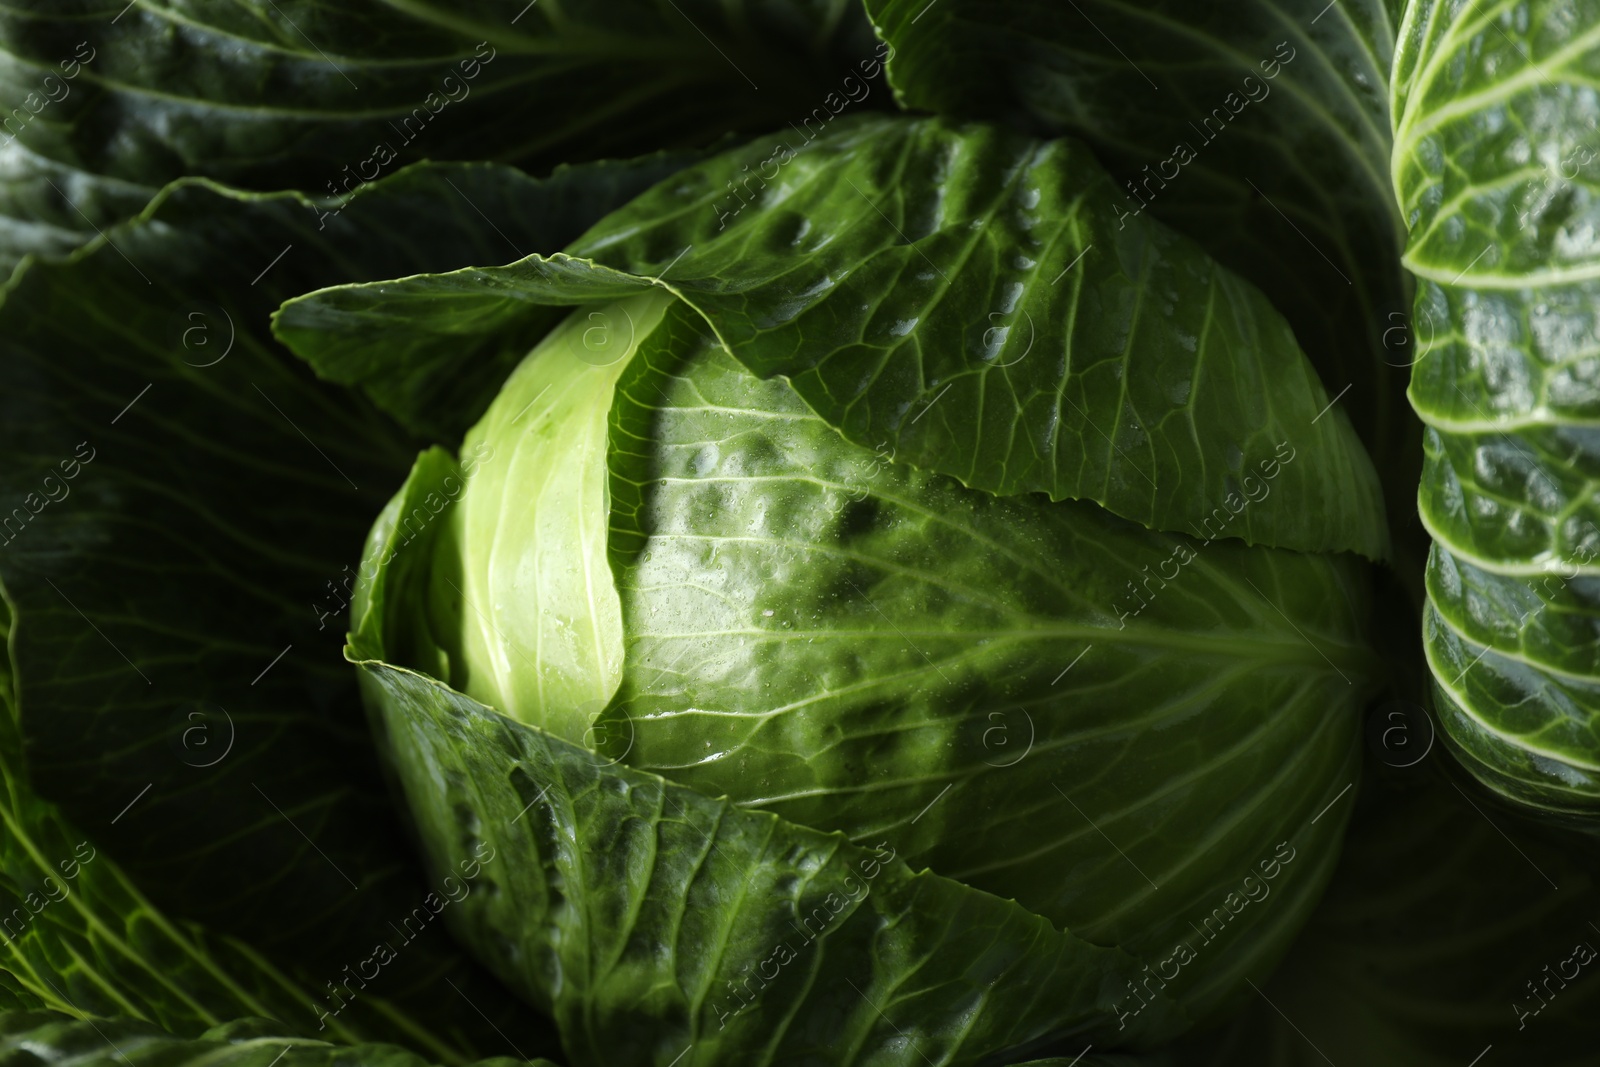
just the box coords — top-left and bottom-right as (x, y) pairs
(0, 158), (705, 1060)
(0, 0), (882, 271)
(1, 0), (1599, 1063)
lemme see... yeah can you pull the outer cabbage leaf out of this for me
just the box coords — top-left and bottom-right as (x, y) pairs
(598, 301), (1370, 1026)
(863, 0), (1406, 409)
(0, 0), (877, 270)
(272, 153), (700, 443)
(0, 163), (602, 1058)
(862, 0), (1422, 575)
(284, 115), (1389, 559)
(354, 663), (1194, 1066)
(1394, 0), (1600, 814)
(309, 271), (1380, 1058)
(569, 115), (1387, 558)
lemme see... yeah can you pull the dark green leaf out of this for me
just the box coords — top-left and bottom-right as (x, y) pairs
(281, 116), (1389, 559)
(351, 476), (1198, 1062)
(1395, 0), (1600, 815)
(0, 578), (384, 1040)
(0, 0), (879, 269)
(568, 115), (1387, 558)
(0, 163), (579, 1059)
(279, 153), (702, 443)
(601, 302), (1373, 1025)
(863, 0), (1421, 571)
(1171, 773), (1600, 1066)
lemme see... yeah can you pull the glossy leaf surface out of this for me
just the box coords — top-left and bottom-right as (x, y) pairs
(604, 303), (1371, 1022)
(863, 0), (1420, 567)
(1396, 0), (1600, 814)
(286, 116), (1389, 559)
(352, 471), (1197, 1063)
(0, 0), (877, 270)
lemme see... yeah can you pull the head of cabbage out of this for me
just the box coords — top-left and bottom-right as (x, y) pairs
(322, 117), (1386, 1065)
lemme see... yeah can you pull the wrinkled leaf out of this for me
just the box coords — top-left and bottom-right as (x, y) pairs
(1395, 0), (1600, 815)
(0, 0), (878, 269)
(351, 469), (1198, 1062)
(603, 302), (1372, 1024)
(283, 116), (1389, 559)
(864, 0), (1420, 571)
(570, 115), (1388, 558)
